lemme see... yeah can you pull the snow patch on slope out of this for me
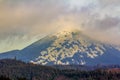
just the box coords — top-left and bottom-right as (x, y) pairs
(31, 30), (106, 65)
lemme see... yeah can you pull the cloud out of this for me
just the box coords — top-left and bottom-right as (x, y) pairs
(95, 16), (120, 30)
(0, 0), (120, 52)
(83, 16), (120, 31)
(0, 0), (67, 36)
(99, 0), (120, 6)
(0, 0), (68, 52)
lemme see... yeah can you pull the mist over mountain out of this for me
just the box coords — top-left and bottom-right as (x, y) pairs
(0, 29), (120, 66)
(0, 0), (120, 53)
(0, 0), (120, 80)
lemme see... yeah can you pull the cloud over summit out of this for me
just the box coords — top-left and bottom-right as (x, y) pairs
(0, 0), (120, 52)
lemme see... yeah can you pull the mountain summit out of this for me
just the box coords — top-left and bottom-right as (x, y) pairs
(0, 30), (120, 65)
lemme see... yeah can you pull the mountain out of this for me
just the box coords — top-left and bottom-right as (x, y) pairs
(0, 50), (19, 59)
(0, 29), (120, 66)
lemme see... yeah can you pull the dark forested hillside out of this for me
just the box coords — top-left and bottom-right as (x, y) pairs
(0, 59), (120, 80)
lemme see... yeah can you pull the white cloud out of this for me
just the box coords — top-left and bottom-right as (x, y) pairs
(0, 0), (120, 52)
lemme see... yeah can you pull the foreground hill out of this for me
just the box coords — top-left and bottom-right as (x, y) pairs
(0, 59), (120, 80)
(0, 30), (120, 65)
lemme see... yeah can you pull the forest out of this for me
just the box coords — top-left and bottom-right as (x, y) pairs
(0, 59), (120, 80)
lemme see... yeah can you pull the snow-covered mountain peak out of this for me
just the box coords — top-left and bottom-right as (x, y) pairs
(53, 29), (81, 38)
(0, 29), (120, 66)
(28, 30), (109, 65)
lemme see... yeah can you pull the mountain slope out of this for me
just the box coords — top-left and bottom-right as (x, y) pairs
(0, 50), (19, 59)
(0, 30), (120, 65)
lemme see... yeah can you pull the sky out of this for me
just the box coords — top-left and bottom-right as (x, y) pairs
(0, 0), (120, 53)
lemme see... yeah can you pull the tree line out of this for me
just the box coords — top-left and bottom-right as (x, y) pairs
(0, 59), (120, 80)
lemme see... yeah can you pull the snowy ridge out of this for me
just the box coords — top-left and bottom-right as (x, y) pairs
(0, 30), (120, 66)
(28, 30), (120, 65)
